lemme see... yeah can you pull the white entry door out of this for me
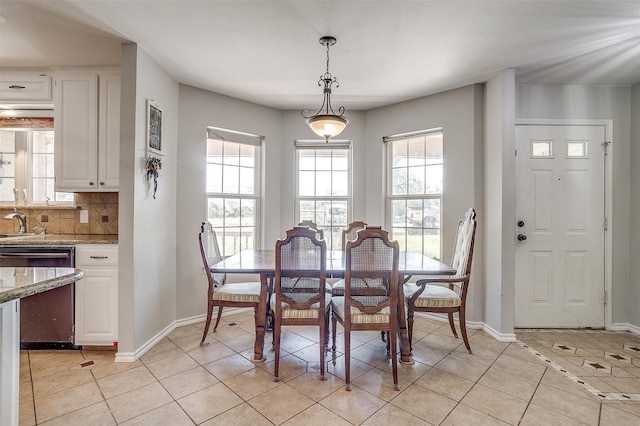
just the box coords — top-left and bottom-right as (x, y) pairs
(515, 124), (606, 328)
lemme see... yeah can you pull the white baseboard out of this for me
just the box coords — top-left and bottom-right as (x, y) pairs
(114, 352), (136, 363)
(117, 314), (638, 363)
(114, 308), (252, 363)
(119, 308), (529, 362)
(115, 321), (176, 363)
(610, 322), (640, 336)
(414, 312), (516, 342)
(175, 314), (206, 328)
(415, 312), (481, 329)
(481, 323), (516, 342)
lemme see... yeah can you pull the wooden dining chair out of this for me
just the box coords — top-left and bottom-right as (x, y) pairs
(298, 220), (324, 240)
(341, 221), (368, 251)
(404, 208), (477, 353)
(331, 226), (400, 391)
(331, 221), (369, 297)
(298, 219), (332, 293)
(198, 221), (262, 346)
(272, 226), (330, 381)
(333, 221), (390, 343)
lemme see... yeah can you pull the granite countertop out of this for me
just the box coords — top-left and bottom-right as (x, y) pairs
(0, 234), (118, 245)
(0, 267), (84, 304)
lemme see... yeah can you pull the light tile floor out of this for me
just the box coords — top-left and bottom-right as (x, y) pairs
(18, 311), (640, 425)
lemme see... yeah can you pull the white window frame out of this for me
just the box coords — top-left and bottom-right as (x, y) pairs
(294, 139), (352, 251)
(206, 127), (263, 257)
(0, 127), (74, 206)
(385, 129), (443, 260)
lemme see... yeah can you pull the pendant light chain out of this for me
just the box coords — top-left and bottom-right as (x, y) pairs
(325, 41), (331, 78)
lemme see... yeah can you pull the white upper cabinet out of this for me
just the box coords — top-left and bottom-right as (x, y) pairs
(0, 70), (52, 102)
(98, 72), (121, 189)
(54, 69), (120, 192)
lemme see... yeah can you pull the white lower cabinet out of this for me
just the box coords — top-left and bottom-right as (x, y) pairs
(75, 245), (118, 346)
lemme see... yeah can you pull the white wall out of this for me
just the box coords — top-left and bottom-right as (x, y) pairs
(118, 43), (179, 359)
(516, 84), (632, 327)
(174, 84), (488, 328)
(176, 84), (282, 320)
(365, 85), (486, 325)
(484, 70), (516, 338)
(630, 83), (640, 329)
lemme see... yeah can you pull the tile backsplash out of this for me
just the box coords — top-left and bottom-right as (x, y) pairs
(0, 192), (118, 235)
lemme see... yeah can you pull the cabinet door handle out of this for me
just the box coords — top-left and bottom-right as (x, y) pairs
(89, 256), (109, 259)
(89, 181), (95, 186)
(9, 85), (26, 90)
(99, 181), (105, 186)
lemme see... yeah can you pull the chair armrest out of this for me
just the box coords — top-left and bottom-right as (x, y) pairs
(406, 274), (470, 301)
(414, 274), (470, 291)
(415, 274), (470, 286)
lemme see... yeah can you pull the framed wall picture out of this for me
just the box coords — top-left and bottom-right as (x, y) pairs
(146, 100), (163, 155)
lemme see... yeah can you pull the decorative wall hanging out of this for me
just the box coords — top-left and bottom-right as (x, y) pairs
(145, 99), (164, 199)
(146, 99), (163, 155)
(145, 156), (162, 199)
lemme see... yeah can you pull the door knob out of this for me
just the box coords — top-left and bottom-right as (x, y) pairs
(517, 234), (527, 241)
(517, 220), (525, 227)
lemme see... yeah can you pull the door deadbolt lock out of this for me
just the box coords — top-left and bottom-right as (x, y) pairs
(517, 234), (527, 241)
(517, 220), (525, 227)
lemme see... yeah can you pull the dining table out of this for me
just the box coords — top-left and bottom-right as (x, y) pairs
(210, 249), (456, 363)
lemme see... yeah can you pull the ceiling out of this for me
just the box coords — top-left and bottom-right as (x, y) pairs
(1, 0), (639, 111)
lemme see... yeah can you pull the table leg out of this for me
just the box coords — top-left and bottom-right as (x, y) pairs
(397, 274), (414, 364)
(253, 274), (269, 361)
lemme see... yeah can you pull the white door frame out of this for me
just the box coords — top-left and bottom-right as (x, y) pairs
(515, 118), (613, 329)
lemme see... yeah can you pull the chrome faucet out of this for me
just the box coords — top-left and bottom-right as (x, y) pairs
(4, 208), (27, 233)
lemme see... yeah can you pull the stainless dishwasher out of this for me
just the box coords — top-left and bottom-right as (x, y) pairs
(0, 245), (77, 349)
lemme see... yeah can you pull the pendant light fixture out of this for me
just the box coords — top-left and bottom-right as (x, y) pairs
(302, 36), (348, 142)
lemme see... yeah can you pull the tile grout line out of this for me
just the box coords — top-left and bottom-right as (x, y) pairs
(436, 337), (521, 426)
(515, 339), (640, 402)
(26, 352), (39, 426)
(24, 322), (640, 424)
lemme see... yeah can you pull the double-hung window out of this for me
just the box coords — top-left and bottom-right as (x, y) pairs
(385, 129), (443, 259)
(206, 127), (262, 257)
(295, 140), (351, 251)
(0, 119), (74, 205)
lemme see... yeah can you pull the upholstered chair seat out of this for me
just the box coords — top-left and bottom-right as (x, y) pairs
(402, 284), (461, 308)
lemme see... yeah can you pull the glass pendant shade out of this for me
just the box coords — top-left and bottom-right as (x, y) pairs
(306, 114), (348, 140)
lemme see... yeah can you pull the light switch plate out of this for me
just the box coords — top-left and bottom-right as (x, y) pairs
(80, 210), (89, 223)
